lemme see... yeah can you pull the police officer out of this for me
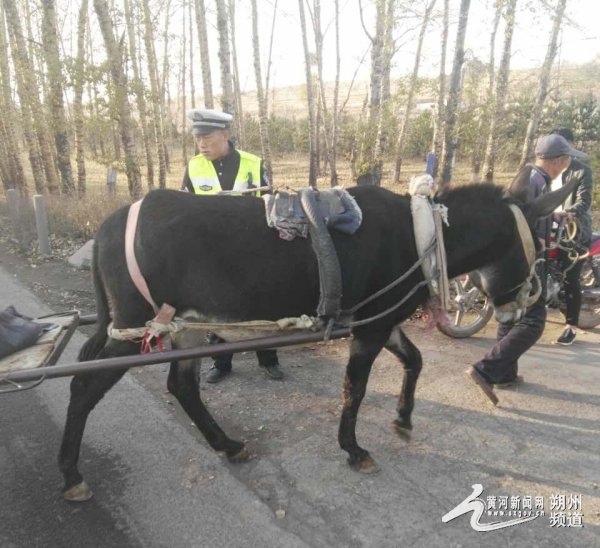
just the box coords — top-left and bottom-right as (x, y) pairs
(182, 109), (283, 383)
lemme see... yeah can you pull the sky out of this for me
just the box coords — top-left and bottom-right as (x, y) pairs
(224, 0), (600, 93)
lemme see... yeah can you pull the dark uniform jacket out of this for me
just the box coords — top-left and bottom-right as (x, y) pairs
(561, 158), (594, 246)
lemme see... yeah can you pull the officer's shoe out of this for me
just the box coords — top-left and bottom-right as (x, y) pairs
(263, 363), (284, 380)
(206, 366), (231, 384)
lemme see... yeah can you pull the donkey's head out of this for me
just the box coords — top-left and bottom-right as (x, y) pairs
(471, 176), (579, 323)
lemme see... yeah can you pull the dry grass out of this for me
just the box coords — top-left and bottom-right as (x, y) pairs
(0, 152), (541, 246)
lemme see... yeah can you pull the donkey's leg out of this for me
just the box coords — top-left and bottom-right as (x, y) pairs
(167, 359), (248, 461)
(338, 329), (389, 473)
(384, 325), (422, 441)
(58, 339), (138, 502)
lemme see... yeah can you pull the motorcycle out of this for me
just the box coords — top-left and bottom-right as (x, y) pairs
(438, 226), (600, 338)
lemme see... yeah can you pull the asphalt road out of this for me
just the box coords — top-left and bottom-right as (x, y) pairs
(1, 264), (599, 547)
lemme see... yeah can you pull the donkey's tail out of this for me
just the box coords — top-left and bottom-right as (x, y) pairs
(78, 241), (110, 361)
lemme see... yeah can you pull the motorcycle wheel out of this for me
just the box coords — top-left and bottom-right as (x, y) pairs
(437, 276), (494, 338)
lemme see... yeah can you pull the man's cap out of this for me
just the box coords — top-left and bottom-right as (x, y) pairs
(535, 134), (587, 160)
(187, 109), (233, 135)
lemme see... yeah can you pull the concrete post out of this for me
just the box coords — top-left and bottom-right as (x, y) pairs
(33, 194), (51, 256)
(6, 189), (21, 240)
(106, 168), (117, 195)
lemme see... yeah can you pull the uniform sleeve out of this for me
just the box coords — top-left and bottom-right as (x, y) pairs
(565, 163), (593, 219)
(181, 165), (193, 192)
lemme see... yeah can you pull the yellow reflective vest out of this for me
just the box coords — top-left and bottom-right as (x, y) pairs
(188, 150), (262, 196)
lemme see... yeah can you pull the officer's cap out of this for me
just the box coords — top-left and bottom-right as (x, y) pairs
(187, 109), (233, 135)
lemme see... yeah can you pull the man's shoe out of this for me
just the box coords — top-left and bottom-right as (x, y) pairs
(206, 367), (231, 384)
(263, 363), (284, 380)
(556, 327), (576, 346)
(465, 367), (498, 406)
(494, 375), (524, 390)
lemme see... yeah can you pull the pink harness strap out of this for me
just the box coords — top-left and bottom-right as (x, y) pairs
(125, 199), (159, 314)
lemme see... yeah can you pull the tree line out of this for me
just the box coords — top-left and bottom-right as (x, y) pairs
(0, 0), (597, 201)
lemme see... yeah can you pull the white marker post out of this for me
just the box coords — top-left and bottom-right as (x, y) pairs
(33, 194), (51, 256)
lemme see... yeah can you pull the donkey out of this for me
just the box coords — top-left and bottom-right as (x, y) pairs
(59, 182), (574, 501)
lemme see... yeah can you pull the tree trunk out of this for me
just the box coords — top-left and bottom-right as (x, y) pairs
(73, 0), (89, 195)
(330, 0), (341, 187)
(298, 0), (317, 187)
(189, 0), (196, 110)
(431, 0), (449, 178)
(482, 0), (518, 183)
(124, 0), (154, 190)
(518, 0), (567, 168)
(392, 0), (436, 184)
(93, 0), (142, 199)
(311, 0), (334, 183)
(193, 0), (214, 108)
(41, 0), (75, 194)
(357, 0), (387, 184)
(160, 0), (172, 174)
(228, 0), (244, 147)
(215, 0), (235, 120)
(181, 2), (188, 165)
(470, 0), (502, 183)
(141, 0), (167, 188)
(250, 0), (272, 180)
(264, 0), (279, 118)
(0, 2), (27, 194)
(440, 0), (471, 187)
(3, 0), (54, 193)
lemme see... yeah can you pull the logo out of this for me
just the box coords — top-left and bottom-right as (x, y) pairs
(443, 484), (538, 531)
(443, 484), (584, 531)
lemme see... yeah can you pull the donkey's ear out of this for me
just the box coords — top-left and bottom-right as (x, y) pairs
(528, 176), (578, 219)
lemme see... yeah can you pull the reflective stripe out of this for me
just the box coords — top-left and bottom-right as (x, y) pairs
(188, 150), (262, 196)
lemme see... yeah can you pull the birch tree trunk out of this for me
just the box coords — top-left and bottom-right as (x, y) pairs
(264, 0), (279, 117)
(181, 3), (188, 165)
(311, 0), (334, 182)
(431, 0), (449, 178)
(0, 2), (27, 194)
(141, 0), (167, 188)
(440, 0), (471, 187)
(470, 0), (501, 183)
(215, 0), (235, 121)
(159, 0), (172, 173)
(72, 0), (89, 195)
(3, 0), (57, 193)
(298, 0), (317, 187)
(124, 0), (154, 190)
(482, 0), (518, 182)
(330, 0), (341, 187)
(518, 0), (567, 168)
(193, 0), (214, 108)
(392, 0), (436, 184)
(93, 0), (142, 199)
(228, 0), (244, 146)
(189, 0), (196, 109)
(250, 0), (272, 179)
(41, 0), (75, 194)
(356, 0), (388, 185)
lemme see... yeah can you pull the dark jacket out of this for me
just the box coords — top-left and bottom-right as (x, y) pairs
(508, 163), (553, 245)
(561, 158), (594, 246)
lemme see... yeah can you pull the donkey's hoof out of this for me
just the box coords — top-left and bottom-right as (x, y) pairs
(63, 481), (93, 502)
(350, 455), (380, 474)
(392, 420), (412, 441)
(227, 445), (251, 463)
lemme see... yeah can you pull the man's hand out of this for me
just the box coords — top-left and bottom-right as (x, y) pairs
(553, 211), (574, 223)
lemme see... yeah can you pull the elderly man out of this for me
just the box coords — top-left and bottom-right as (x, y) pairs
(467, 134), (587, 404)
(181, 109), (283, 383)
